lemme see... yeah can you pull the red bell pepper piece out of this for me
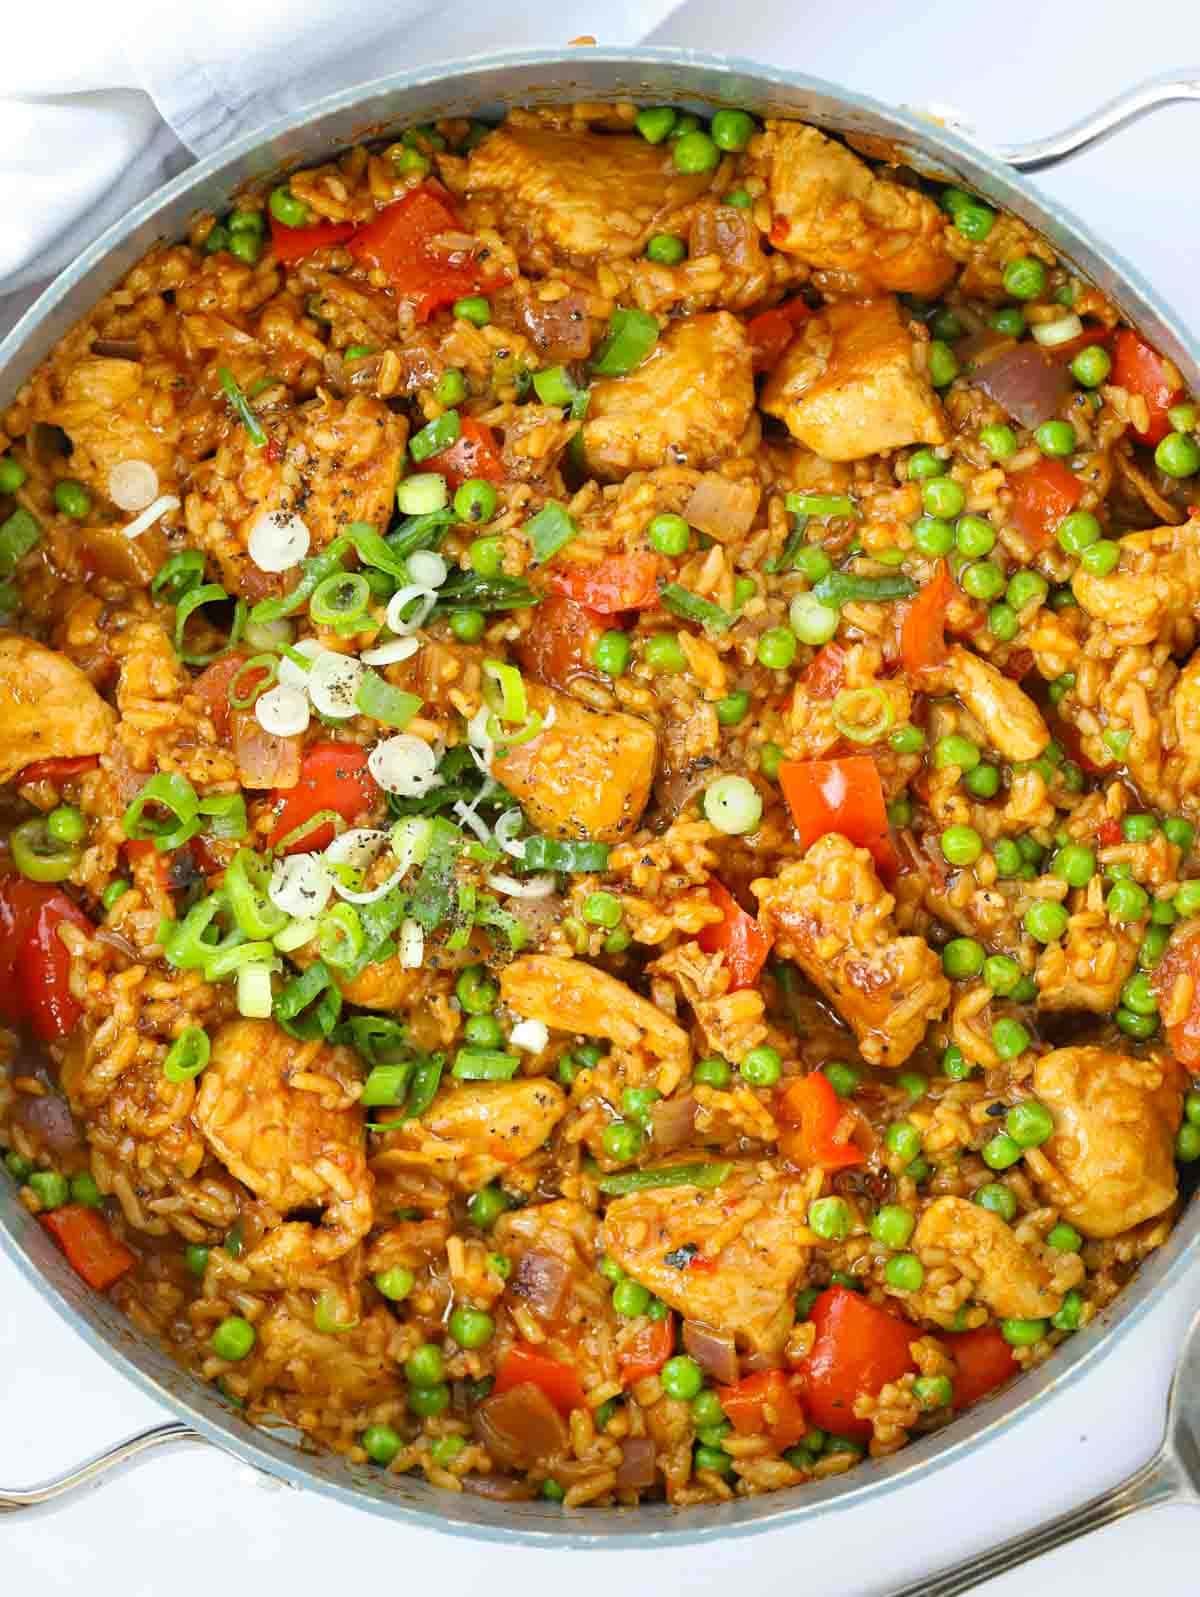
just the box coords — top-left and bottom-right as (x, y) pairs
(696, 879), (773, 990)
(946, 1326), (1017, 1409)
(799, 1286), (917, 1439)
(193, 651), (271, 741)
(1111, 329), (1183, 445)
(548, 552), (661, 614)
(0, 877), (93, 1042)
(1097, 818), (1122, 847)
(269, 215), (356, 266)
(617, 1313), (675, 1386)
(777, 1071), (863, 1171)
(718, 1369), (808, 1449)
(348, 184), (488, 323)
(1007, 457), (1083, 550)
(16, 755), (99, 787)
(900, 559), (955, 675)
(494, 1342), (585, 1415)
(516, 592), (604, 693)
(798, 642), (846, 701)
(270, 741), (379, 853)
(1153, 926), (1200, 1068)
(778, 755), (896, 877)
(41, 1203), (135, 1291)
(747, 298), (810, 373)
(437, 417), (506, 490)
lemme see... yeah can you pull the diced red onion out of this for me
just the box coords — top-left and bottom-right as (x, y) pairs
(121, 494), (180, 540)
(255, 683), (309, 737)
(368, 733), (440, 796)
(308, 652), (364, 718)
(682, 1320), (739, 1385)
(614, 1437), (657, 1490)
(494, 808), (526, 858)
(971, 345), (1072, 428)
(683, 474), (759, 542)
(107, 459), (159, 512)
(651, 1093), (697, 1151)
(510, 1249), (570, 1319)
(473, 1385), (569, 1470)
(248, 511), (311, 573)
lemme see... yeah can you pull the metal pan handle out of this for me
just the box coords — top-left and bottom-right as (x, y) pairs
(994, 70), (1200, 172)
(0, 1422), (213, 1517)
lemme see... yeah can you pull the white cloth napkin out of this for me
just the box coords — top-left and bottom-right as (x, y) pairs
(0, 0), (683, 321)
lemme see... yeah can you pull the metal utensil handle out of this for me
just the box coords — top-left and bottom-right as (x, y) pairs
(0, 1421), (210, 1516)
(888, 1444), (1193, 1597)
(997, 71), (1200, 172)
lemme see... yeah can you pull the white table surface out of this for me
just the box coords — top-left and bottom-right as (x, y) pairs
(4, 1), (1200, 1591)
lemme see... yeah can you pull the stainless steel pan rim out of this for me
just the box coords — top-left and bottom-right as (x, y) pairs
(2, 44), (1198, 1544)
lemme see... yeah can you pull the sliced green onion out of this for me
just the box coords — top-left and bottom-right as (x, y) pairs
(396, 474), (449, 516)
(531, 366), (580, 406)
(785, 493), (859, 520)
(596, 1160), (732, 1196)
(122, 772), (200, 852)
(162, 1026), (211, 1083)
(198, 793), (248, 840)
(310, 572), (370, 629)
(272, 807), (342, 855)
(10, 817), (80, 883)
(525, 502), (579, 564)
(273, 916), (317, 953)
(658, 583), (732, 633)
(356, 669), (422, 729)
(318, 902), (365, 969)
(314, 1288), (359, 1334)
(404, 1055), (445, 1119)
(227, 653), (279, 708)
(160, 892), (243, 972)
(0, 508), (41, 576)
(225, 849), (288, 938)
(487, 710), (544, 752)
(274, 960), (342, 1040)
(175, 583), (245, 665)
(452, 1047), (521, 1081)
(237, 962), (275, 1018)
(591, 308), (660, 377)
(812, 571), (917, 608)
(831, 686), (894, 744)
(521, 836), (610, 873)
(410, 411), (461, 464)
(248, 542), (346, 625)
(361, 1062), (415, 1108)
(151, 550), (206, 603)
(482, 659), (528, 723)
(218, 367), (267, 449)
(204, 939), (278, 980)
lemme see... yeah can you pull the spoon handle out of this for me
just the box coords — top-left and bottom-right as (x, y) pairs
(888, 1446), (1193, 1597)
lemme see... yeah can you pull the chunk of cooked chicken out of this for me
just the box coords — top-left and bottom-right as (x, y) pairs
(760, 298), (946, 462)
(466, 124), (712, 265)
(583, 312), (755, 480)
(492, 681), (657, 842)
(500, 955), (690, 1069)
(39, 356), (180, 491)
(1035, 916), (1139, 1014)
(1030, 1046), (1182, 1239)
(494, 1199), (599, 1322)
(1071, 514), (1200, 643)
(752, 836), (950, 1068)
(186, 393), (407, 598)
(601, 1164), (810, 1355)
(936, 645), (1051, 762)
(376, 1079), (567, 1193)
(0, 636), (115, 783)
(255, 1298), (402, 1404)
(913, 1197), (1062, 1320)
(193, 1019), (372, 1282)
(758, 123), (955, 296)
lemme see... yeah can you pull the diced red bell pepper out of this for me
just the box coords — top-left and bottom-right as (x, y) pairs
(617, 1313), (675, 1386)
(193, 651), (269, 741)
(1008, 457), (1082, 550)
(798, 642), (846, 701)
(269, 741), (379, 853)
(696, 879), (773, 990)
(269, 215), (357, 266)
(16, 755), (99, 787)
(718, 1369), (808, 1449)
(747, 298), (810, 373)
(348, 184), (488, 323)
(798, 1286), (917, 1439)
(1153, 926), (1200, 1068)
(0, 877), (93, 1042)
(1111, 329), (1183, 445)
(777, 1071), (863, 1171)
(438, 417), (506, 490)
(778, 755), (896, 877)
(516, 592), (604, 693)
(946, 1326), (1017, 1409)
(41, 1203), (135, 1291)
(900, 559), (955, 675)
(1097, 818), (1122, 847)
(494, 1342), (585, 1415)
(548, 552), (661, 614)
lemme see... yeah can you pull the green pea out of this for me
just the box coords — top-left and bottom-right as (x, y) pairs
(603, 1120), (644, 1163)
(954, 202), (995, 242)
(691, 1389), (726, 1429)
(185, 1244), (210, 1278)
(1177, 1123), (1200, 1162)
(757, 627), (798, 670)
(1152, 896), (1178, 926)
(694, 1444), (734, 1475)
(1007, 570), (1048, 611)
(794, 544), (833, 582)
(1052, 843), (1095, 887)
(1006, 1098), (1053, 1145)
(1138, 925), (1171, 970)
(1117, 1007), (1159, 1040)
(430, 1435), (467, 1468)
(229, 232), (261, 266)
(884, 1120), (922, 1163)
(823, 1061), (861, 1098)
(907, 448), (946, 481)
(621, 1086), (660, 1125)
(724, 188), (753, 209)
(28, 1170), (68, 1209)
(922, 477), (966, 520)
(454, 478), (499, 525)
(980, 423), (1018, 460)
(211, 1316), (256, 1361)
(613, 1278), (652, 1317)
(975, 1182), (1018, 1221)
(927, 340), (959, 388)
(583, 891), (623, 929)
(590, 629), (631, 678)
(1156, 432), (1200, 479)
(741, 1045), (782, 1087)
(934, 734), (980, 772)
(644, 633), (686, 674)
(1035, 419), (1076, 458)
(1176, 881), (1200, 918)
(456, 965), (498, 1014)
(987, 306), (1026, 338)
(987, 603), (1018, 643)
(448, 1306), (494, 1349)
(1107, 879), (1150, 923)
(375, 1266), (415, 1301)
(759, 743), (784, 781)
(1164, 817), (1195, 853)
(694, 1055), (732, 1088)
(1023, 900), (1069, 944)
(808, 1196), (851, 1240)
(1002, 257), (1048, 301)
(870, 1204), (916, 1249)
(941, 825), (983, 867)
(982, 1132), (1023, 1171)
(1056, 511), (1101, 554)
(983, 954), (1022, 996)
(890, 724), (925, 756)
(887, 796), (913, 828)
(710, 109), (756, 151)
(1052, 1290), (1084, 1333)
(943, 937), (985, 979)
(913, 515), (955, 556)
(408, 1383), (451, 1419)
(1000, 1317), (1047, 1347)
(931, 310), (965, 343)
(1169, 402), (1199, 432)
(992, 1019), (1032, 1062)
(0, 456), (29, 494)
(962, 561), (1006, 601)
(716, 690), (751, 726)
(436, 369), (468, 406)
(268, 186), (310, 227)
(45, 805), (86, 846)
(452, 296), (491, 327)
(467, 1185), (509, 1229)
(942, 1043), (974, 1081)
(673, 130), (721, 174)
(993, 839), (1023, 878)
(1070, 345), (1111, 388)
(914, 1374), (954, 1411)
(884, 1253), (924, 1291)
(1047, 1222), (1082, 1253)
(965, 762), (1001, 799)
(1080, 540), (1119, 576)
(405, 1343), (446, 1387)
(646, 233), (687, 265)
(648, 512), (690, 555)
(69, 1171), (102, 1207)
(635, 106), (677, 144)
(660, 1355), (704, 1400)
(467, 535), (504, 576)
(53, 479), (91, 520)
(449, 609), (486, 643)
(362, 1424), (403, 1465)
(955, 515), (995, 558)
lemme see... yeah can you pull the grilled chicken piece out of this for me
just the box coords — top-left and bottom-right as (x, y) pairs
(193, 1020), (372, 1282)
(761, 297), (945, 461)
(583, 312), (755, 480)
(186, 393), (407, 599)
(1035, 917), (1139, 1014)
(376, 1080), (567, 1193)
(1071, 514), (1200, 642)
(466, 123), (712, 265)
(39, 356), (180, 490)
(601, 1164), (810, 1355)
(913, 1197), (1062, 1320)
(1030, 1046), (1182, 1239)
(500, 954), (690, 1069)
(757, 122), (955, 296)
(256, 1298), (402, 1404)
(938, 645), (1050, 762)
(492, 681), (657, 842)
(0, 636), (115, 783)
(752, 836), (950, 1068)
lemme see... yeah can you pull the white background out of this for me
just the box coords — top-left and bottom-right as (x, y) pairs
(4, 1), (1200, 1591)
